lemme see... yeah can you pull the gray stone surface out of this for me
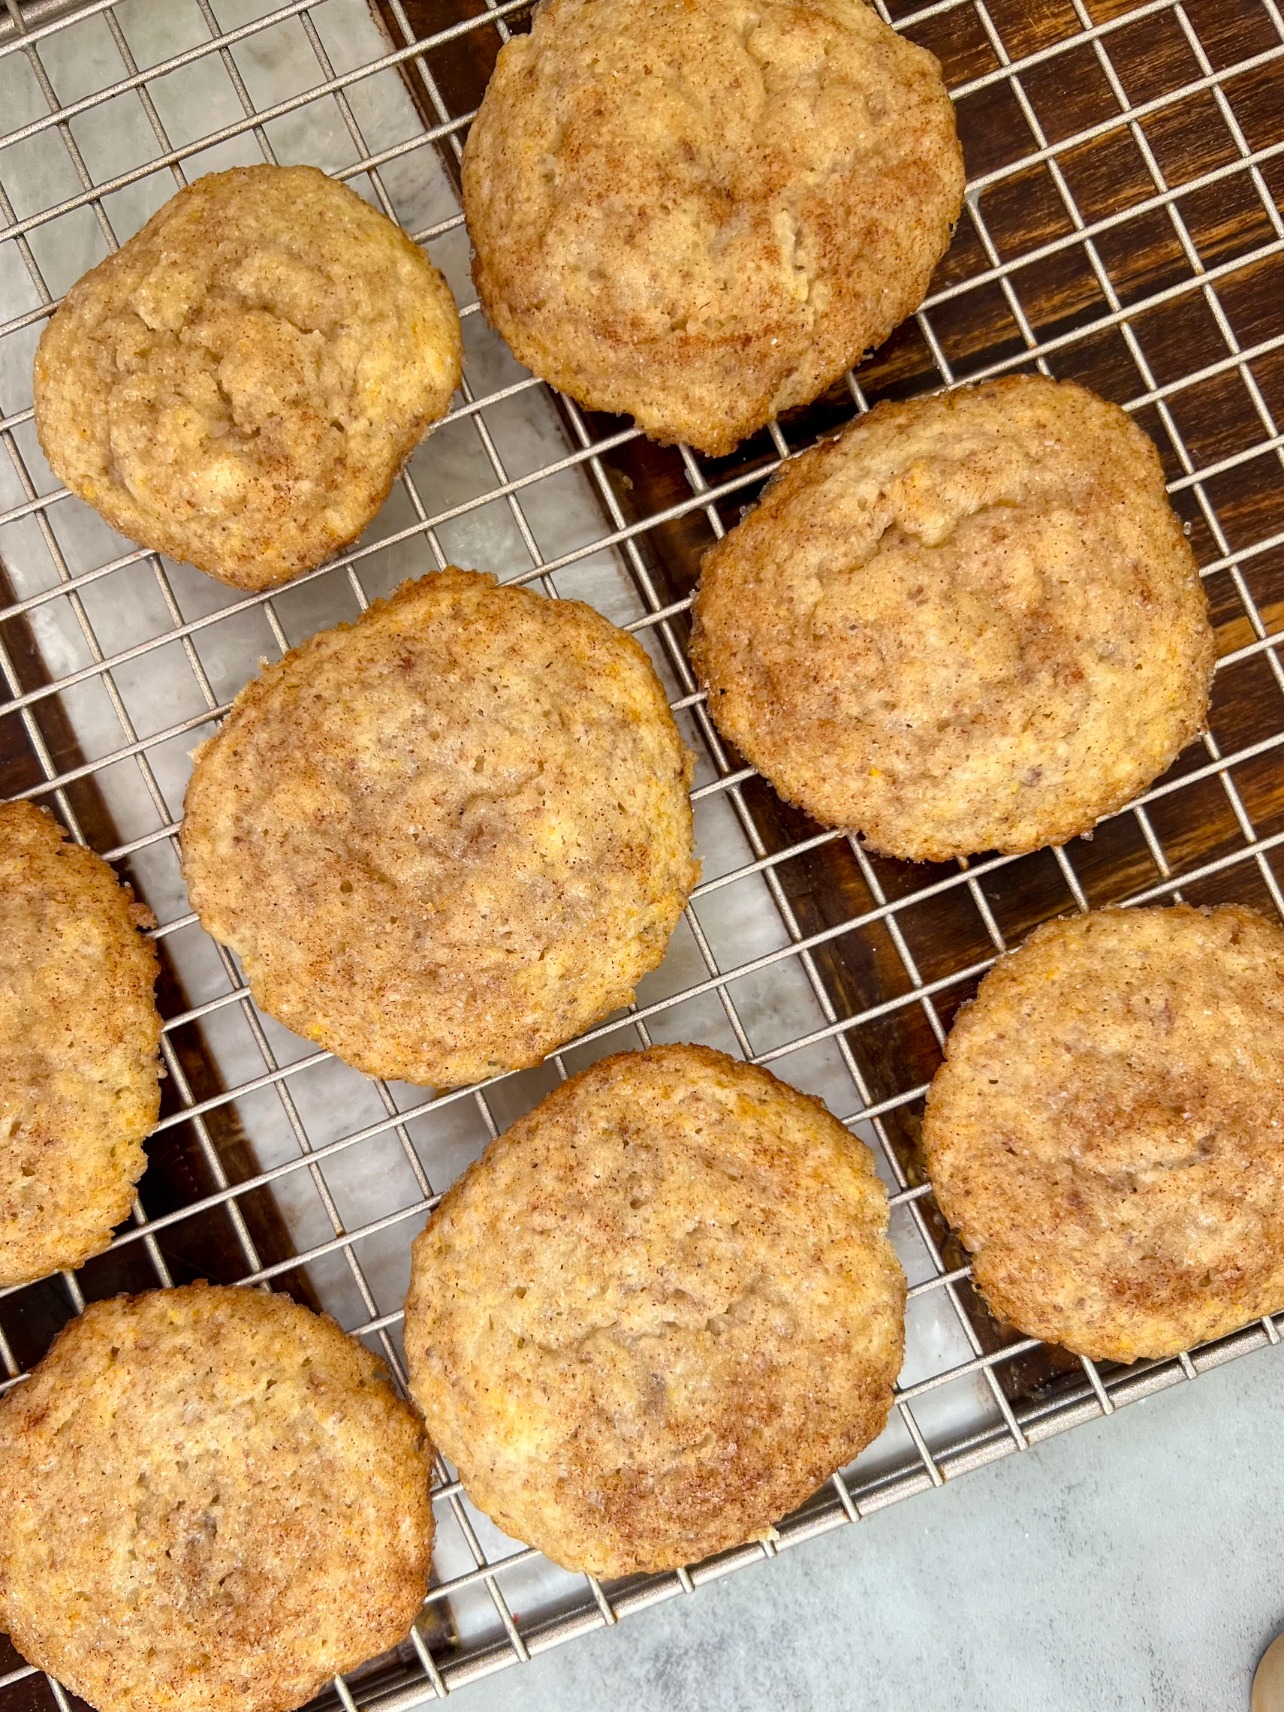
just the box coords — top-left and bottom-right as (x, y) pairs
(460, 1346), (1284, 1712)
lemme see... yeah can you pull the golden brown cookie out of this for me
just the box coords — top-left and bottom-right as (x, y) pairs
(922, 904), (1284, 1364)
(34, 165), (461, 591)
(404, 1044), (905, 1575)
(0, 1283), (434, 1712)
(0, 801), (161, 1288)
(182, 569), (698, 1088)
(691, 376), (1216, 860)
(462, 0), (964, 455)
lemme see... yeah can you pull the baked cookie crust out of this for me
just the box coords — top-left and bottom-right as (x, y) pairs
(0, 1283), (434, 1712)
(923, 905), (1284, 1363)
(463, 0), (964, 455)
(404, 1043), (905, 1575)
(691, 376), (1215, 860)
(182, 569), (698, 1087)
(34, 165), (462, 591)
(0, 801), (160, 1288)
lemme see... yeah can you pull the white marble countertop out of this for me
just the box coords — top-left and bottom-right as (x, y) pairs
(460, 1345), (1283, 1712)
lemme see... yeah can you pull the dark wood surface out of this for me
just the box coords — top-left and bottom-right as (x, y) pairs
(376, 0), (1284, 1405)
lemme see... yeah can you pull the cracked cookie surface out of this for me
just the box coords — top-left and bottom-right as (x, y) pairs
(181, 569), (698, 1088)
(404, 1044), (905, 1575)
(691, 376), (1215, 860)
(0, 801), (161, 1288)
(34, 165), (461, 591)
(462, 0), (963, 455)
(0, 1283), (434, 1712)
(922, 905), (1284, 1363)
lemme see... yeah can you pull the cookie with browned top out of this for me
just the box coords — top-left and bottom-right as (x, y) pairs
(0, 800), (161, 1288)
(182, 569), (698, 1087)
(34, 165), (461, 591)
(463, 0), (963, 455)
(0, 1283), (434, 1712)
(691, 376), (1215, 860)
(923, 905), (1284, 1363)
(404, 1044), (905, 1575)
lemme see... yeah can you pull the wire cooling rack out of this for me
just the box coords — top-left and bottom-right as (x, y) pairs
(1, 0), (1283, 1704)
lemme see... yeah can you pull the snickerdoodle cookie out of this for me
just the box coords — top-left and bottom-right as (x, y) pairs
(34, 165), (461, 591)
(922, 904), (1284, 1363)
(0, 1283), (434, 1712)
(691, 376), (1215, 860)
(404, 1044), (905, 1575)
(182, 569), (698, 1087)
(0, 800), (161, 1288)
(463, 0), (964, 454)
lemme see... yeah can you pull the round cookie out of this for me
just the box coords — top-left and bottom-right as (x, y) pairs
(0, 1283), (434, 1712)
(34, 165), (462, 592)
(922, 904), (1284, 1364)
(403, 1043), (905, 1575)
(0, 801), (161, 1288)
(691, 376), (1216, 860)
(462, 0), (964, 456)
(181, 569), (698, 1088)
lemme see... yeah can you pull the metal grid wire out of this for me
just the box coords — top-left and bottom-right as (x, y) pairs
(0, 0), (1283, 1702)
